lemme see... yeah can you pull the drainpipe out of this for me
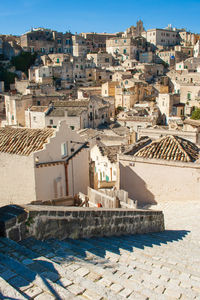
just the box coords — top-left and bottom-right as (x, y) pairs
(64, 162), (69, 196)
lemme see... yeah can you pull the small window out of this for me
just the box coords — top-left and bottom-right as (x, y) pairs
(61, 142), (68, 157)
(70, 126), (75, 130)
(37, 101), (40, 106)
(33, 116), (36, 121)
(187, 92), (191, 100)
(50, 119), (53, 125)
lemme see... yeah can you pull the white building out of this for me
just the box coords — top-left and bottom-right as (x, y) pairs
(90, 143), (119, 188)
(144, 28), (180, 47)
(0, 122), (89, 205)
(194, 40), (200, 58)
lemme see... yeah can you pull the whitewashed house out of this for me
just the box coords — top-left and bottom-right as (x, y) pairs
(0, 121), (89, 205)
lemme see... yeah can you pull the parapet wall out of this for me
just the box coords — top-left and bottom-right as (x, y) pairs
(0, 205), (165, 242)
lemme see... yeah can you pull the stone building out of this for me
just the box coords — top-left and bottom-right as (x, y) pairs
(106, 37), (138, 61)
(155, 48), (188, 66)
(0, 122), (89, 205)
(124, 21), (145, 38)
(87, 52), (113, 68)
(25, 96), (112, 130)
(72, 35), (87, 57)
(156, 93), (181, 124)
(80, 32), (117, 53)
(143, 27), (180, 47)
(20, 28), (73, 54)
(90, 143), (119, 188)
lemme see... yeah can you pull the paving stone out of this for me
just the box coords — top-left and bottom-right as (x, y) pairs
(87, 271), (102, 282)
(119, 288), (133, 298)
(164, 287), (182, 299)
(0, 269), (16, 280)
(25, 286), (43, 298)
(67, 283), (86, 295)
(110, 283), (124, 293)
(8, 275), (33, 292)
(97, 277), (113, 287)
(75, 267), (90, 277)
(0, 277), (27, 299)
(83, 289), (103, 300)
(40, 271), (60, 282)
(34, 292), (56, 300)
(56, 277), (73, 287)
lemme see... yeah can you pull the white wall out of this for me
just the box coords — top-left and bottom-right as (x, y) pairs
(0, 152), (36, 205)
(35, 164), (66, 201)
(119, 156), (200, 205)
(91, 145), (117, 184)
(34, 121), (89, 198)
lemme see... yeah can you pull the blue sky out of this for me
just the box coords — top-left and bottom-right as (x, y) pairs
(0, 0), (199, 35)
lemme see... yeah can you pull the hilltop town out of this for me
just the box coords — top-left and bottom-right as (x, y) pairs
(0, 21), (200, 300)
(0, 21), (199, 206)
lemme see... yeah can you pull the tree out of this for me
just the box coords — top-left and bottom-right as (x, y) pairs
(11, 52), (37, 76)
(0, 65), (17, 91)
(191, 108), (200, 120)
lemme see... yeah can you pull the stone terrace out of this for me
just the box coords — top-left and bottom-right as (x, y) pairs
(0, 201), (200, 299)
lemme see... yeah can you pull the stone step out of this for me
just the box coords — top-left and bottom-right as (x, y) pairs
(0, 276), (27, 299)
(20, 238), (123, 299)
(0, 243), (74, 299)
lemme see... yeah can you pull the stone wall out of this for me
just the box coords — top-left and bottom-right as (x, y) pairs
(0, 204), (164, 242)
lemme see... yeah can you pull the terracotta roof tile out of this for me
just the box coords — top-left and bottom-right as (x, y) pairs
(134, 135), (199, 162)
(0, 127), (54, 156)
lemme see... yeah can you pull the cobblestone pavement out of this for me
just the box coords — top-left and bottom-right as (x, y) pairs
(0, 201), (200, 299)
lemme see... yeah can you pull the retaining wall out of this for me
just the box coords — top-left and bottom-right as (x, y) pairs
(0, 204), (165, 242)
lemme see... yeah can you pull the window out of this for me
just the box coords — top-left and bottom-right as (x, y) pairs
(187, 92), (191, 100)
(61, 142), (68, 157)
(50, 119), (53, 125)
(105, 58), (109, 63)
(99, 76), (101, 79)
(115, 40), (118, 44)
(124, 39), (126, 43)
(123, 49), (127, 54)
(57, 58), (60, 63)
(70, 126), (75, 130)
(33, 116), (36, 121)
(57, 39), (62, 44)
(37, 101), (40, 106)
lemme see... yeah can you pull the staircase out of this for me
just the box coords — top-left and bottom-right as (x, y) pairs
(0, 228), (199, 299)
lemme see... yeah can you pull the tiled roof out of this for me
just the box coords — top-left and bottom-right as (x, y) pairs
(98, 142), (121, 163)
(134, 135), (199, 162)
(0, 127), (54, 156)
(124, 137), (152, 156)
